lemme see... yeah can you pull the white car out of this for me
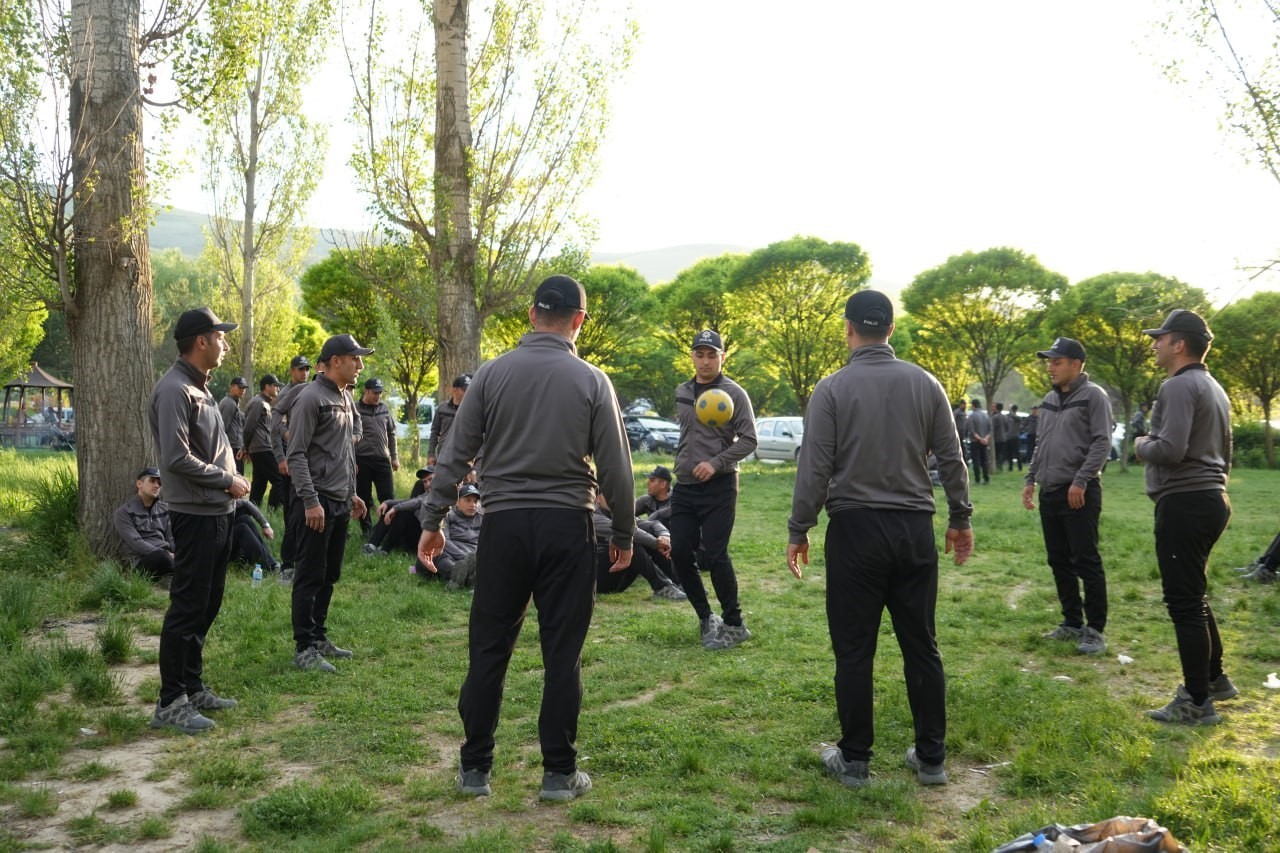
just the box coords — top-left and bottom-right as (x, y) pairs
(754, 416), (803, 461)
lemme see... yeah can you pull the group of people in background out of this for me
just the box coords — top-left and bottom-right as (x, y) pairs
(115, 282), (1252, 800)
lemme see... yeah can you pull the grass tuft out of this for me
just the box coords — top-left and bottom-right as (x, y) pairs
(239, 781), (376, 839)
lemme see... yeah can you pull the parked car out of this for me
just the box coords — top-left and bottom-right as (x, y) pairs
(754, 416), (803, 461)
(389, 396), (435, 440)
(624, 415), (680, 453)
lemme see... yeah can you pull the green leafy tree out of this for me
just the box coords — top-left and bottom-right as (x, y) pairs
(899, 313), (971, 403)
(202, 0), (333, 382)
(902, 247), (1068, 414)
(349, 0), (635, 397)
(651, 255), (746, 359)
(1044, 271), (1209, 469)
(726, 237), (871, 413)
(574, 265), (654, 368)
(1211, 290), (1280, 467)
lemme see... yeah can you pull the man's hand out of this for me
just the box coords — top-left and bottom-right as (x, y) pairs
(692, 461), (716, 482)
(263, 526), (275, 541)
(1132, 436), (1146, 461)
(277, 460), (289, 476)
(945, 527), (974, 565)
(1067, 484), (1085, 510)
(1021, 484), (1036, 510)
(304, 504), (325, 532)
(352, 496), (367, 520)
(787, 542), (809, 579)
(608, 544), (633, 573)
(236, 449), (246, 461)
(227, 474), (250, 499)
(656, 535), (671, 558)
(392, 460), (399, 472)
(417, 529), (444, 572)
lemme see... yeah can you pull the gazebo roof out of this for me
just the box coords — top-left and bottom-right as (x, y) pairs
(4, 363), (73, 390)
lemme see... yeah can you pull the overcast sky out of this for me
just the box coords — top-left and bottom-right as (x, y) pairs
(161, 0), (1280, 304)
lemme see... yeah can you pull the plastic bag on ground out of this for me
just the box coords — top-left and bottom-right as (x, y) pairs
(992, 815), (1186, 852)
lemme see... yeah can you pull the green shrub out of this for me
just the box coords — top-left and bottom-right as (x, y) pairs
(0, 575), (41, 650)
(240, 781), (375, 839)
(95, 618), (134, 665)
(79, 563), (155, 611)
(1231, 420), (1277, 469)
(24, 465), (79, 558)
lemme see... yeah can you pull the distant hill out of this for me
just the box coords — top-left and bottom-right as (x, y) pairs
(591, 244), (748, 285)
(150, 207), (345, 267)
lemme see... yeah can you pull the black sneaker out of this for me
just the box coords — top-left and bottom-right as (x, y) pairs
(820, 747), (869, 788)
(1208, 674), (1239, 701)
(539, 770), (592, 802)
(315, 639), (353, 659)
(457, 767), (491, 796)
(1146, 685), (1221, 725)
(293, 646), (337, 674)
(904, 746), (947, 785)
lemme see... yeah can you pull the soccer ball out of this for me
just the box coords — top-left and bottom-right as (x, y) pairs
(696, 388), (734, 427)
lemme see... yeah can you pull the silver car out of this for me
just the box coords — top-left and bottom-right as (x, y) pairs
(754, 416), (803, 461)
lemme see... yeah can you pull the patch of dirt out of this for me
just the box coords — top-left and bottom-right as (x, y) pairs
(1004, 580), (1033, 611)
(600, 680), (675, 712)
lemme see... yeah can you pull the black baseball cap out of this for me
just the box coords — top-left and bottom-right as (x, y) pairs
(646, 465), (672, 482)
(1036, 337), (1087, 361)
(230, 376), (248, 388)
(364, 378), (384, 392)
(452, 374), (472, 389)
(260, 373), (281, 389)
(290, 355), (311, 370)
(415, 466), (434, 479)
(318, 334), (375, 363)
(1143, 309), (1214, 342)
(845, 290), (894, 329)
(173, 308), (237, 340)
(459, 483), (481, 499)
(692, 329), (724, 351)
(533, 275), (589, 316)
(137, 467), (161, 480)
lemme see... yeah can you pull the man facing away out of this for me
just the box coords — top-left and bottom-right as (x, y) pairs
(1135, 310), (1237, 725)
(287, 335), (372, 674)
(1022, 337), (1113, 655)
(417, 274), (634, 802)
(428, 373), (471, 465)
(243, 375), (282, 506)
(113, 467), (175, 580)
(966, 399), (991, 484)
(148, 307), (251, 733)
(219, 377), (248, 475)
(787, 290), (973, 789)
(670, 329), (758, 650)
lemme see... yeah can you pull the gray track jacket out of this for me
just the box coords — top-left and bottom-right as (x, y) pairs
(1025, 371), (1113, 491)
(1140, 364), (1231, 501)
(286, 375), (358, 509)
(148, 359), (237, 515)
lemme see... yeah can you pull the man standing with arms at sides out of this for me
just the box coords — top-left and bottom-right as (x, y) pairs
(967, 399), (991, 485)
(1135, 310), (1237, 725)
(991, 403), (1010, 471)
(148, 308), (251, 733)
(243, 375), (282, 506)
(428, 374), (471, 466)
(354, 377), (399, 536)
(1006, 404), (1023, 471)
(287, 335), (371, 674)
(417, 275), (634, 802)
(787, 290), (973, 790)
(219, 377), (248, 475)
(268, 356), (313, 582)
(1022, 337), (1113, 656)
(670, 329), (758, 650)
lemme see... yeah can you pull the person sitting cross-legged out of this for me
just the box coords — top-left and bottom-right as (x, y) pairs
(428, 483), (484, 589)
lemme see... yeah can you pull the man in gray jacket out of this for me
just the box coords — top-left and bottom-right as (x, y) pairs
(417, 274), (634, 803)
(244, 374), (282, 506)
(1022, 337), (1113, 655)
(219, 377), (248, 475)
(670, 329), (758, 650)
(148, 307), (251, 734)
(113, 467), (174, 580)
(287, 335), (371, 674)
(354, 377), (399, 535)
(1136, 310), (1236, 725)
(787, 290), (973, 790)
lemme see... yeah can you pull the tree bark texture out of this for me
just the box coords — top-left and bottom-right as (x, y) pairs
(433, 0), (480, 396)
(69, 0), (157, 556)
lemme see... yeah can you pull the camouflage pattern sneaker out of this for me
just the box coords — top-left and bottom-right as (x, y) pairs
(316, 639), (353, 659)
(652, 583), (687, 602)
(904, 746), (948, 785)
(1075, 626), (1107, 655)
(149, 694), (215, 734)
(293, 646), (337, 673)
(719, 621), (752, 648)
(539, 769), (592, 802)
(699, 614), (730, 650)
(820, 746), (870, 788)
(1146, 685), (1221, 725)
(1043, 624), (1083, 641)
(188, 688), (237, 711)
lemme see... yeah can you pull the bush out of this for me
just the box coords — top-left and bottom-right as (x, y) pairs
(79, 563), (156, 611)
(24, 465), (79, 558)
(1232, 420), (1277, 469)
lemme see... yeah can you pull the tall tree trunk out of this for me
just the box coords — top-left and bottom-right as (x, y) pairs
(68, 0), (156, 555)
(433, 0), (479, 395)
(240, 59), (263, 381)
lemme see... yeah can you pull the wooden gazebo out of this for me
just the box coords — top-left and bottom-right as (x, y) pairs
(1, 362), (74, 448)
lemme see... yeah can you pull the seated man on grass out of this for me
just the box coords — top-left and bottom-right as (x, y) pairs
(113, 467), (174, 581)
(594, 493), (685, 601)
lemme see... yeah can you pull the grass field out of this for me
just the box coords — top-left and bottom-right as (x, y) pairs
(1, 450), (1278, 851)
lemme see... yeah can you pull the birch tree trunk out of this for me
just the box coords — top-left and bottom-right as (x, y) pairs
(68, 0), (156, 555)
(433, 0), (479, 394)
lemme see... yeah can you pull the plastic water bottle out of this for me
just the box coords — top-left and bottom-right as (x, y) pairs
(252, 563), (263, 586)
(1031, 833), (1052, 852)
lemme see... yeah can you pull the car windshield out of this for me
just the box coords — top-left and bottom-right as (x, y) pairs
(636, 418), (677, 430)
